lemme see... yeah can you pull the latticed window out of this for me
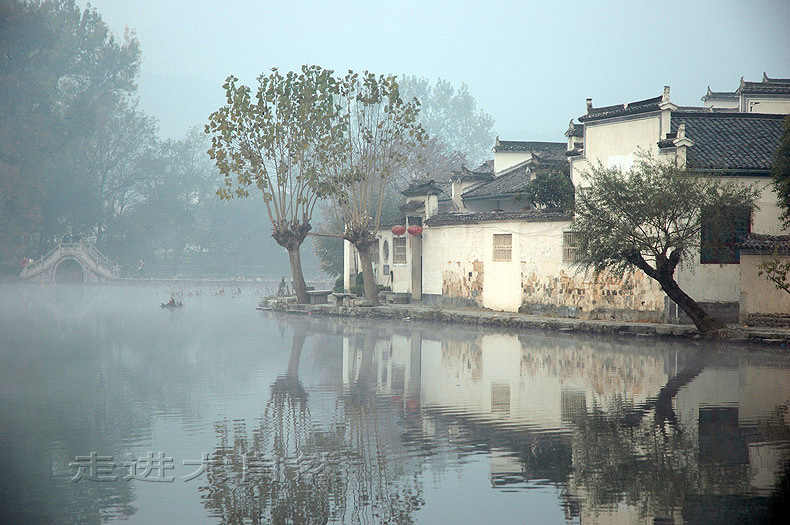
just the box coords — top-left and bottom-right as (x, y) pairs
(700, 207), (750, 264)
(563, 232), (580, 262)
(371, 240), (380, 263)
(393, 238), (407, 264)
(492, 234), (512, 262)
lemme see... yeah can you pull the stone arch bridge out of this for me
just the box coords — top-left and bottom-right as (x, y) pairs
(20, 242), (121, 283)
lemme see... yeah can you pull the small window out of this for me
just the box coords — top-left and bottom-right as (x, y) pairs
(492, 234), (512, 262)
(382, 240), (389, 262)
(563, 232), (580, 262)
(700, 207), (750, 264)
(393, 237), (407, 264)
(371, 240), (380, 263)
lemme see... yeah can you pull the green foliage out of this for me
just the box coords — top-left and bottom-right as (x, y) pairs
(758, 256), (790, 295)
(333, 275), (344, 293)
(206, 65), (343, 300)
(572, 157), (760, 277)
(772, 115), (790, 229)
(573, 157), (760, 333)
(0, 0), (140, 271)
(521, 170), (575, 210)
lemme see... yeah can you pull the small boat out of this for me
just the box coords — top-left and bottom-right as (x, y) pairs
(160, 300), (183, 308)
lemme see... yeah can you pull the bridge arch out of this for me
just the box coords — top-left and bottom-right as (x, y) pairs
(20, 242), (120, 283)
(53, 257), (86, 283)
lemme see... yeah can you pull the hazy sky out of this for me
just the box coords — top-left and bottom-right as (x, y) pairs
(84, 0), (790, 147)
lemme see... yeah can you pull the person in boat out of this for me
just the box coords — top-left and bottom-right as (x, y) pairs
(167, 296), (177, 307)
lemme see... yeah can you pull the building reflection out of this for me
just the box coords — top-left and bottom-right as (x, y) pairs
(337, 322), (790, 523)
(200, 316), (790, 523)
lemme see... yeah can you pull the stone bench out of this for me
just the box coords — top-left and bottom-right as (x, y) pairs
(331, 292), (355, 305)
(306, 290), (333, 304)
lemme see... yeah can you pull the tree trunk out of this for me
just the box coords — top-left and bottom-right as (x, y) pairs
(288, 246), (309, 304)
(657, 270), (724, 335)
(356, 243), (378, 305)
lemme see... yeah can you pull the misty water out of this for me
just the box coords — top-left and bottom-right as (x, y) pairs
(1, 283), (788, 524)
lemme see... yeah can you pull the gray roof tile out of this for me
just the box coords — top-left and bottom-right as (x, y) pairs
(739, 233), (790, 255)
(671, 112), (785, 172)
(426, 209), (571, 227)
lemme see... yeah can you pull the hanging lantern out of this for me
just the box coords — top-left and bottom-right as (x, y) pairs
(407, 225), (423, 236)
(391, 225), (406, 235)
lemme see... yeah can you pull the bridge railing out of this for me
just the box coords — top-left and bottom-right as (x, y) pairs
(20, 241), (121, 279)
(20, 243), (62, 278)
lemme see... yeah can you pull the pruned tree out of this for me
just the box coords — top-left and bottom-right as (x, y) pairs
(572, 157), (759, 335)
(320, 71), (424, 304)
(206, 66), (338, 303)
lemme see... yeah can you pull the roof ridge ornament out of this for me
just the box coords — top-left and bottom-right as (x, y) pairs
(673, 122), (694, 149)
(659, 85), (677, 112)
(586, 98), (593, 112)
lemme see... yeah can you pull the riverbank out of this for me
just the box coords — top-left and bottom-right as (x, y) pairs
(260, 299), (790, 347)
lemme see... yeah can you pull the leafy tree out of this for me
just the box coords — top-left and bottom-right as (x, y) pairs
(773, 115), (790, 229)
(572, 157), (759, 335)
(206, 66), (338, 302)
(757, 116), (790, 296)
(521, 170), (575, 210)
(758, 256), (790, 296)
(0, 0), (140, 270)
(320, 71), (424, 304)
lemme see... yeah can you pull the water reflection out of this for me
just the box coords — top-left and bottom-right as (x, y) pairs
(201, 321), (425, 523)
(200, 318), (790, 523)
(1, 284), (789, 523)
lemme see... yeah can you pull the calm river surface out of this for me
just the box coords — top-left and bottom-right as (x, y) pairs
(1, 283), (789, 524)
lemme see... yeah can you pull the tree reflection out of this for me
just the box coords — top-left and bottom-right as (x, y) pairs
(563, 350), (782, 522)
(201, 323), (424, 524)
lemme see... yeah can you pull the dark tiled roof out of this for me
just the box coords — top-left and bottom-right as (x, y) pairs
(739, 74), (790, 95)
(462, 166), (532, 200)
(739, 233), (790, 255)
(426, 209), (571, 227)
(579, 95), (663, 122)
(671, 112), (785, 172)
(400, 200), (424, 214)
(704, 74), (790, 99)
(452, 159), (495, 182)
(462, 156), (568, 200)
(470, 159), (494, 175)
(494, 140), (567, 155)
(401, 179), (443, 197)
(702, 87), (739, 100)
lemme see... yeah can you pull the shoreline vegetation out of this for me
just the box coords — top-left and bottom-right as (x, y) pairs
(259, 296), (790, 347)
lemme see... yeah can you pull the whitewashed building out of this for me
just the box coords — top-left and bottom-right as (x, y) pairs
(344, 75), (790, 324)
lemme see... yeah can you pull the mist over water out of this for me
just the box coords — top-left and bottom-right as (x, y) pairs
(0, 283), (789, 523)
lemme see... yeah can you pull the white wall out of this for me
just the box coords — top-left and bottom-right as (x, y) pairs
(571, 114), (663, 187)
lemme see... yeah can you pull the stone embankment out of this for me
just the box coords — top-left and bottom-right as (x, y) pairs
(259, 297), (790, 347)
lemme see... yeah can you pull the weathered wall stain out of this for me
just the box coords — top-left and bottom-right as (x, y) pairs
(520, 267), (666, 321)
(442, 260), (484, 306)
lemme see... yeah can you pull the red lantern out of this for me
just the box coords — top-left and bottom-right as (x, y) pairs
(407, 225), (423, 236)
(391, 225), (406, 235)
